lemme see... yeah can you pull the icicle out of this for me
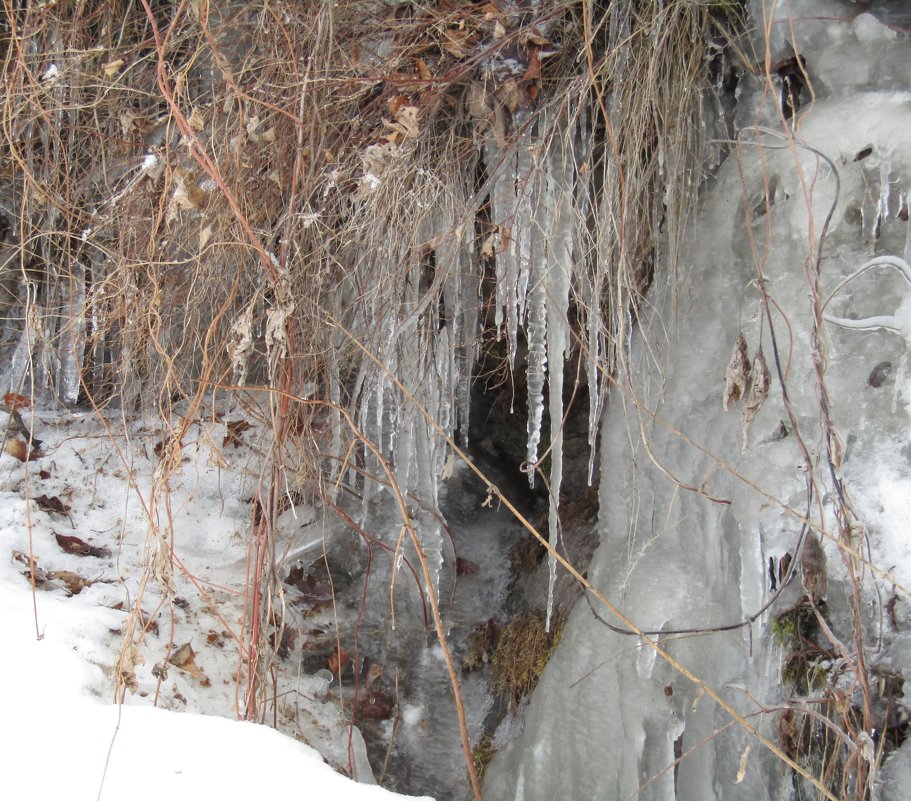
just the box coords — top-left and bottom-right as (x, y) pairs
(544, 126), (574, 632)
(327, 349), (342, 504)
(486, 142), (514, 339)
(457, 236), (479, 447)
(57, 259), (86, 405)
(525, 246), (547, 488)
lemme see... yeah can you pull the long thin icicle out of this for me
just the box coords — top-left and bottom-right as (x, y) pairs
(544, 125), (575, 631)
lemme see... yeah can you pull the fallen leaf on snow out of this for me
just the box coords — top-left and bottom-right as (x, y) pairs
(169, 642), (207, 680)
(34, 494), (71, 517)
(223, 419), (253, 448)
(46, 569), (95, 595)
(54, 531), (111, 558)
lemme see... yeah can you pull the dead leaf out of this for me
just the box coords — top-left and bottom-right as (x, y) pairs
(480, 232), (498, 259)
(102, 59), (124, 78)
(4, 439), (29, 462)
(722, 332), (750, 410)
(12, 549), (56, 591)
(169, 642), (207, 680)
(3, 392), (31, 410)
(523, 47), (541, 81)
(365, 662), (383, 690)
(778, 708), (799, 759)
(357, 690), (395, 720)
(327, 647), (350, 673)
(47, 569), (94, 595)
(800, 532), (828, 602)
(493, 20), (506, 39)
(467, 82), (491, 119)
(415, 58), (432, 81)
(188, 107), (205, 130)
(115, 638), (142, 694)
(199, 224), (213, 251)
(741, 347), (770, 449)
(384, 105), (421, 139)
(54, 531), (110, 558)
(34, 494), (71, 517)
(456, 557), (479, 576)
(497, 77), (521, 113)
(223, 419), (253, 448)
(827, 427), (844, 471)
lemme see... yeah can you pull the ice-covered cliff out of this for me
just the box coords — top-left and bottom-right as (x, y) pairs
(482, 3), (911, 799)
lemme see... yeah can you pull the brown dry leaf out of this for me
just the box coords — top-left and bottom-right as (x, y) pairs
(415, 58), (432, 81)
(800, 532), (828, 602)
(497, 77), (521, 113)
(166, 172), (206, 224)
(365, 662), (383, 690)
(169, 642), (207, 680)
(102, 59), (124, 78)
(5, 439), (29, 462)
(12, 549), (55, 591)
(327, 647), (350, 673)
(480, 233), (497, 258)
(492, 20), (506, 39)
(827, 427), (845, 471)
(199, 224), (213, 251)
(47, 569), (93, 595)
(116, 638), (142, 694)
(722, 332), (750, 410)
(35, 494), (71, 517)
(55, 531), (110, 558)
(467, 82), (491, 119)
(524, 47), (541, 81)
(3, 392), (31, 409)
(223, 419), (253, 448)
(394, 105), (420, 138)
(441, 28), (475, 58)
(188, 107), (205, 130)
(741, 347), (770, 449)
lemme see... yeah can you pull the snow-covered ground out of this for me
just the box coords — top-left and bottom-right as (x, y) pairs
(1, 407), (431, 801)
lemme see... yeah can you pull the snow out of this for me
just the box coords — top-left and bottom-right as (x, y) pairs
(0, 409), (431, 801)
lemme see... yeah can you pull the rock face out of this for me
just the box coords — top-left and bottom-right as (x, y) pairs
(482, 3), (911, 800)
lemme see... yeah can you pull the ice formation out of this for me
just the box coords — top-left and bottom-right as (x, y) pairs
(483, 2), (911, 799)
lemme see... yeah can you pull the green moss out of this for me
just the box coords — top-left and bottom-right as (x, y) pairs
(472, 735), (497, 781)
(771, 599), (818, 645)
(491, 610), (565, 708)
(781, 651), (830, 693)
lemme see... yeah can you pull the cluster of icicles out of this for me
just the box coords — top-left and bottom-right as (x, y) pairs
(345, 114), (593, 630)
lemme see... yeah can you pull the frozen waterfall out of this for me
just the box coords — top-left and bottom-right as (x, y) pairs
(482, 3), (911, 800)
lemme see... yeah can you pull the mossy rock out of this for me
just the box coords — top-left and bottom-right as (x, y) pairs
(771, 598), (818, 645)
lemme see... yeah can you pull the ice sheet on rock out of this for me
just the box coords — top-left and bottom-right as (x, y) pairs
(483, 5), (911, 798)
